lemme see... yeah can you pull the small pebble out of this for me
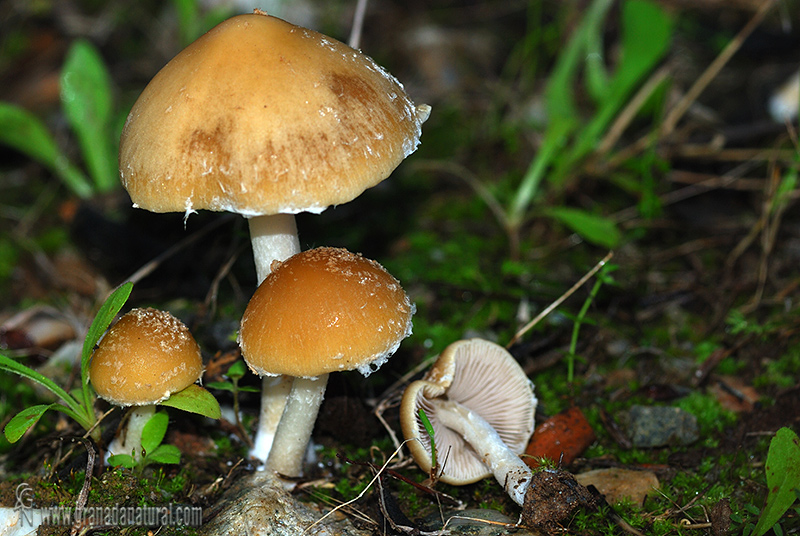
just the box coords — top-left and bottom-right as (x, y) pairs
(623, 405), (698, 447)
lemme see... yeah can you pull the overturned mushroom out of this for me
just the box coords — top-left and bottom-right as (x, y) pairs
(239, 247), (414, 476)
(400, 339), (537, 505)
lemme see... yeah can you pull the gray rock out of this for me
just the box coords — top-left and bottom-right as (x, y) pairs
(199, 472), (370, 536)
(624, 405), (698, 447)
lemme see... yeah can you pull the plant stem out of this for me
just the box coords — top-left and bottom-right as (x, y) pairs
(568, 277), (604, 384)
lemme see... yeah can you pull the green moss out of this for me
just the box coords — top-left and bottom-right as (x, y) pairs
(676, 390), (736, 436)
(530, 367), (574, 415)
(755, 344), (800, 389)
(716, 356), (747, 375)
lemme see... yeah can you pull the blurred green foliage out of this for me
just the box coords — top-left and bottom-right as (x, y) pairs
(490, 0), (673, 254)
(0, 39), (120, 198)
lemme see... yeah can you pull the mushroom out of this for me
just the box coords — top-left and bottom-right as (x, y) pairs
(89, 308), (204, 462)
(119, 10), (430, 284)
(400, 339), (537, 505)
(239, 247), (413, 476)
(119, 10), (429, 460)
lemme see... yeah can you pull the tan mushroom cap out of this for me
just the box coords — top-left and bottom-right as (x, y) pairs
(239, 247), (414, 378)
(119, 11), (430, 217)
(400, 339), (536, 485)
(90, 308), (204, 406)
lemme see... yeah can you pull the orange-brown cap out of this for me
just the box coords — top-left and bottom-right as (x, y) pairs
(239, 247), (413, 378)
(119, 11), (430, 217)
(90, 308), (203, 406)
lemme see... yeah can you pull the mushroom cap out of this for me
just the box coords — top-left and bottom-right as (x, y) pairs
(89, 308), (204, 406)
(400, 339), (537, 485)
(119, 11), (430, 217)
(239, 247), (414, 378)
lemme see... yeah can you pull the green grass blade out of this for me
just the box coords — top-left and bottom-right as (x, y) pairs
(509, 119), (574, 227)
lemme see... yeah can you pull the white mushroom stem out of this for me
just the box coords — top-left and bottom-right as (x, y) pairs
(107, 405), (156, 463)
(247, 212), (301, 464)
(250, 375), (292, 463)
(265, 374), (329, 477)
(435, 399), (532, 506)
(248, 214), (301, 285)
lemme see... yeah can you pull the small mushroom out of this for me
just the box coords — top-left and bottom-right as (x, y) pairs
(89, 308), (203, 462)
(239, 247), (414, 475)
(400, 339), (537, 505)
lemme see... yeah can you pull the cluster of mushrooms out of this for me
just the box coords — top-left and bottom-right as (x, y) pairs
(89, 8), (546, 518)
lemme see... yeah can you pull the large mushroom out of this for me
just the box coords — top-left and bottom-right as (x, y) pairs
(119, 10), (429, 460)
(239, 247), (414, 476)
(89, 308), (204, 462)
(119, 10), (430, 284)
(400, 339), (537, 505)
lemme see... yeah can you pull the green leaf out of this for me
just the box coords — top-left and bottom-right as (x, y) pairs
(0, 354), (82, 413)
(205, 381), (235, 392)
(583, 3), (610, 101)
(107, 454), (136, 469)
(145, 444), (181, 465)
(206, 380), (259, 393)
(544, 0), (613, 123)
(160, 384), (221, 419)
(82, 282), (134, 387)
(4, 404), (57, 443)
(0, 102), (93, 197)
(753, 427), (800, 536)
(614, 0), (673, 94)
(141, 411), (169, 453)
(60, 39), (117, 192)
(227, 360), (248, 380)
(545, 207), (622, 249)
